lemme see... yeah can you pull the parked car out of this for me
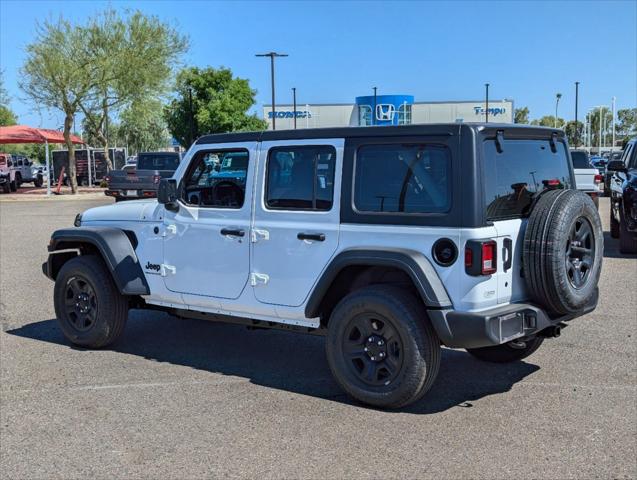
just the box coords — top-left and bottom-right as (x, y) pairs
(105, 151), (180, 201)
(604, 151), (623, 193)
(43, 124), (603, 409)
(10, 155), (44, 187)
(570, 150), (603, 206)
(608, 138), (637, 253)
(0, 153), (17, 193)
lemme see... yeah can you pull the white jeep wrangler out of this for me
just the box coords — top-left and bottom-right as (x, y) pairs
(43, 124), (602, 408)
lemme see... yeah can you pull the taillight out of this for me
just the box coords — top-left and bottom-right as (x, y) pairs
(465, 239), (498, 276)
(594, 174), (603, 184)
(153, 174), (161, 184)
(481, 241), (497, 275)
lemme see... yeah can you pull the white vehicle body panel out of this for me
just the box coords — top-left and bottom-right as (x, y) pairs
(574, 167), (601, 193)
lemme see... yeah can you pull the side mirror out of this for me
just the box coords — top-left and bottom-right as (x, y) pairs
(607, 160), (626, 172)
(158, 178), (179, 211)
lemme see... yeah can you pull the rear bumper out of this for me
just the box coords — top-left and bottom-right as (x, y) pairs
(428, 289), (598, 349)
(105, 189), (157, 199)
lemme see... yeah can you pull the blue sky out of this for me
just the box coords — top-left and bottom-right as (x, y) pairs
(1, 0), (635, 128)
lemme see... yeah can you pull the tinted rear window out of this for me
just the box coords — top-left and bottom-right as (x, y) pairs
(484, 139), (573, 220)
(137, 154), (180, 171)
(570, 151), (591, 169)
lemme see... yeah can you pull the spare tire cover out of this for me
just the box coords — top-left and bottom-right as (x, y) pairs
(523, 189), (603, 315)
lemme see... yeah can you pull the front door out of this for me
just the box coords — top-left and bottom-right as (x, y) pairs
(162, 143), (256, 302)
(251, 139), (342, 307)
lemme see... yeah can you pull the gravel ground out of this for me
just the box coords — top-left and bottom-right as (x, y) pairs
(1, 196), (635, 479)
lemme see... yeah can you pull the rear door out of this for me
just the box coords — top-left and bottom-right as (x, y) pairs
(482, 136), (574, 304)
(251, 139), (342, 307)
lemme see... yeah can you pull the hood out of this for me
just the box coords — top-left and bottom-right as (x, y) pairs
(81, 199), (163, 223)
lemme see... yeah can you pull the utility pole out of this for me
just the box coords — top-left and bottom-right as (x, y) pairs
(598, 106), (603, 154)
(574, 82), (579, 146)
(373, 86), (378, 126)
(292, 87), (297, 129)
(256, 52), (288, 130)
(555, 93), (562, 128)
(610, 97), (616, 153)
(485, 83), (490, 123)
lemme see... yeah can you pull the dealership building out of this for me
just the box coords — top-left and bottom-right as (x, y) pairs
(263, 95), (514, 129)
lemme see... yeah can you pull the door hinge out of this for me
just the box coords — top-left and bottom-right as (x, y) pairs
(250, 273), (269, 286)
(160, 264), (177, 276)
(251, 228), (270, 243)
(162, 224), (177, 237)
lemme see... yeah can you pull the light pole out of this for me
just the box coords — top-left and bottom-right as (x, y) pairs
(292, 87), (297, 129)
(485, 83), (490, 123)
(598, 106), (604, 154)
(610, 97), (616, 153)
(574, 82), (579, 146)
(555, 93), (562, 128)
(256, 52), (288, 130)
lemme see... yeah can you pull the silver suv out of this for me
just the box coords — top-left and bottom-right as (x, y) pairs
(43, 124), (602, 408)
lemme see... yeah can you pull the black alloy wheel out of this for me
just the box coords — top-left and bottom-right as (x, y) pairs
(63, 276), (98, 332)
(565, 217), (596, 289)
(342, 314), (404, 387)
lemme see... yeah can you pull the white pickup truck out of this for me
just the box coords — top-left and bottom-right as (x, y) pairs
(570, 150), (602, 208)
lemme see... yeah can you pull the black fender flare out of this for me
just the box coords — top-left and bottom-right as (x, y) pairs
(304, 248), (452, 318)
(44, 227), (150, 295)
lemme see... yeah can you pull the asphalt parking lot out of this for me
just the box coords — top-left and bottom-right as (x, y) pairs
(1, 196), (635, 479)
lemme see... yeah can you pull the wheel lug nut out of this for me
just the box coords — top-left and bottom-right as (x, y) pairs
(368, 337), (373, 342)
(378, 340), (383, 345)
(371, 356), (375, 361)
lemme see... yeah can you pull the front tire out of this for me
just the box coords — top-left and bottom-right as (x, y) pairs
(54, 255), (128, 348)
(34, 174), (43, 188)
(467, 337), (544, 363)
(326, 285), (441, 409)
(619, 210), (637, 254)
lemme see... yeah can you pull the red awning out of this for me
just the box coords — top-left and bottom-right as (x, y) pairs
(0, 125), (84, 144)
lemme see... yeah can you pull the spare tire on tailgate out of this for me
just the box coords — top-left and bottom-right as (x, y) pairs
(523, 189), (602, 315)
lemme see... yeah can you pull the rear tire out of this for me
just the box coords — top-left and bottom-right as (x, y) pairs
(34, 175), (43, 188)
(53, 255), (128, 348)
(9, 179), (16, 192)
(467, 337), (544, 363)
(619, 210), (637, 254)
(523, 189), (603, 315)
(326, 285), (441, 409)
(2, 181), (9, 193)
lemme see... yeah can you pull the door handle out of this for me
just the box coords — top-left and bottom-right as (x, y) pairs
(502, 238), (513, 272)
(220, 228), (245, 237)
(297, 232), (325, 242)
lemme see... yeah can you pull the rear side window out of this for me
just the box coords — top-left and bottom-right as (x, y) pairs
(354, 144), (451, 214)
(571, 151), (591, 169)
(484, 139), (573, 220)
(137, 154), (180, 171)
(266, 145), (336, 211)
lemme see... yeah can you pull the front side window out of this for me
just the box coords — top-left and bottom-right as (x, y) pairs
(354, 144), (451, 214)
(484, 139), (573, 220)
(183, 149), (249, 208)
(266, 145), (336, 211)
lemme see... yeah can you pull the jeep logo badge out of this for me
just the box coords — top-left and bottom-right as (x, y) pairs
(145, 261), (161, 272)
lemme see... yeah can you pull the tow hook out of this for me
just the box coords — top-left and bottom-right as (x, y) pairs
(539, 323), (567, 338)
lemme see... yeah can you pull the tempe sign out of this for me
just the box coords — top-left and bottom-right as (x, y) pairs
(268, 110), (312, 119)
(474, 106), (506, 117)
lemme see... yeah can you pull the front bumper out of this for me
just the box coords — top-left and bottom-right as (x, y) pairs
(428, 289), (598, 349)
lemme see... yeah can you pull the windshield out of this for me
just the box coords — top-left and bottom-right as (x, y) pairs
(571, 151), (591, 169)
(484, 138), (573, 220)
(137, 153), (180, 171)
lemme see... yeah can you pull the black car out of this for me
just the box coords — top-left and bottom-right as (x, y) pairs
(608, 138), (637, 253)
(604, 151), (623, 193)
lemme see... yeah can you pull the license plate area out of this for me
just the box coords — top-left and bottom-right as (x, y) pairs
(126, 190), (137, 197)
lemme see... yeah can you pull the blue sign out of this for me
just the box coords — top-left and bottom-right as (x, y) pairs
(268, 110), (312, 119)
(474, 106), (506, 117)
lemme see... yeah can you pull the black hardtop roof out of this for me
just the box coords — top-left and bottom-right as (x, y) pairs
(139, 151), (180, 156)
(195, 123), (564, 145)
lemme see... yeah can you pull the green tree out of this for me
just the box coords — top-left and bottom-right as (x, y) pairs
(565, 120), (584, 147)
(79, 9), (187, 169)
(164, 66), (267, 148)
(117, 99), (170, 154)
(530, 115), (566, 129)
(616, 108), (636, 141)
(20, 18), (95, 193)
(514, 106), (530, 124)
(585, 108), (614, 148)
(0, 70), (17, 126)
